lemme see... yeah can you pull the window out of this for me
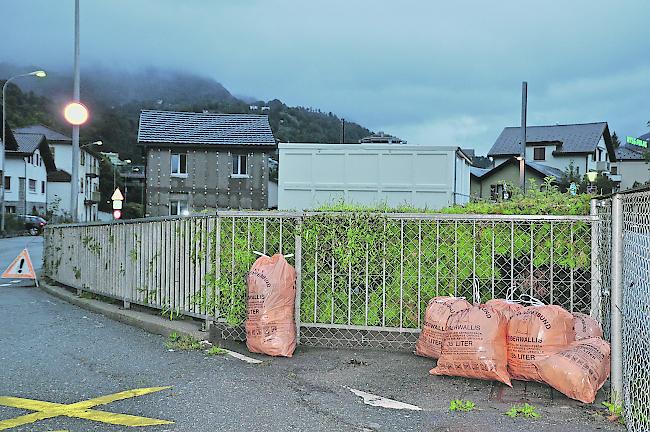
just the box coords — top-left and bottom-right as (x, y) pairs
(610, 165), (618, 175)
(49, 146), (56, 161)
(169, 199), (188, 216)
(3, 176), (10, 191)
(171, 153), (187, 176)
(28, 179), (36, 192)
(6, 206), (16, 214)
(41, 181), (45, 194)
(232, 154), (248, 176)
(81, 151), (85, 166)
(533, 147), (545, 161)
(489, 184), (509, 201)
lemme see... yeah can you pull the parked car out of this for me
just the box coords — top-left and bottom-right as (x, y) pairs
(20, 215), (47, 235)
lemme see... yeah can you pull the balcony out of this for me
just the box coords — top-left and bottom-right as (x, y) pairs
(84, 191), (101, 205)
(85, 165), (100, 178)
(596, 161), (610, 172)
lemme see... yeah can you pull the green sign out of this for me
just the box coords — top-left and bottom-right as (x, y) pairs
(627, 136), (648, 148)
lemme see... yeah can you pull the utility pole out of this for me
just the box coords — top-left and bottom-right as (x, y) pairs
(519, 81), (527, 191)
(70, 0), (81, 222)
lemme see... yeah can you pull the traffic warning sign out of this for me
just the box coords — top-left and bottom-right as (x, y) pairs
(2, 249), (37, 280)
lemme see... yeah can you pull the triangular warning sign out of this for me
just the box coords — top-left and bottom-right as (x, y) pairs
(111, 188), (124, 201)
(2, 249), (36, 279)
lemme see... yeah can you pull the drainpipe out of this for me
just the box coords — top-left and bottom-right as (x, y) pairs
(453, 150), (458, 205)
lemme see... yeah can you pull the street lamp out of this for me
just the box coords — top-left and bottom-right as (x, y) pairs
(81, 140), (102, 149)
(63, 102), (89, 126)
(1, 70), (47, 232)
(586, 171), (598, 194)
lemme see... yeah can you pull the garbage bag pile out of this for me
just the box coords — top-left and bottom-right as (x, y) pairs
(418, 297), (609, 403)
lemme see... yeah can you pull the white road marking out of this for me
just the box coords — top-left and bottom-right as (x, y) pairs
(347, 387), (422, 411)
(224, 349), (263, 364)
(10, 280), (20, 284)
(0, 283), (11, 287)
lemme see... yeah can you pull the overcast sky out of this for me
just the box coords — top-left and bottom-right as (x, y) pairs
(1, 0), (649, 154)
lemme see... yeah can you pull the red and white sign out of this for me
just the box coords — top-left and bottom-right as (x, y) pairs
(2, 249), (37, 280)
(113, 209), (122, 220)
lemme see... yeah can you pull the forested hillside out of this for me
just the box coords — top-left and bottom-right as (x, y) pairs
(0, 65), (373, 162)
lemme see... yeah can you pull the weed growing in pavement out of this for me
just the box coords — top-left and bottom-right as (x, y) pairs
(165, 332), (201, 350)
(449, 399), (475, 412)
(206, 346), (227, 356)
(602, 401), (625, 425)
(505, 403), (540, 419)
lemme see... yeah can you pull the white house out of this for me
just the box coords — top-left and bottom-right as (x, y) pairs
(1, 130), (55, 215)
(488, 122), (617, 178)
(278, 143), (471, 210)
(15, 124), (100, 221)
(615, 135), (650, 190)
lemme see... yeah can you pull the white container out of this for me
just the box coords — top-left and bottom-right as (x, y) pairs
(278, 143), (471, 210)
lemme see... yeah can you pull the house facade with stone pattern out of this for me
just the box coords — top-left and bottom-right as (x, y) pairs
(138, 110), (276, 216)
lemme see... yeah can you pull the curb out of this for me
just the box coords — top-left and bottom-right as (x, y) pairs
(38, 279), (206, 341)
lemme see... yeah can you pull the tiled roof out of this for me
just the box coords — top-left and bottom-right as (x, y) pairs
(488, 122), (608, 157)
(616, 144), (647, 161)
(138, 110), (276, 146)
(47, 169), (72, 182)
(470, 166), (492, 178)
(526, 160), (566, 179)
(12, 133), (45, 154)
(14, 124), (71, 142)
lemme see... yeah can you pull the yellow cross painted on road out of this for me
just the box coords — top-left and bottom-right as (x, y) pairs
(0, 387), (174, 430)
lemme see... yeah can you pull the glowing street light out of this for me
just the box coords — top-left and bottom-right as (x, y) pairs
(63, 102), (89, 126)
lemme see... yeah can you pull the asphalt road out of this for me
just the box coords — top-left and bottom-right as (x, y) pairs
(0, 236), (623, 431)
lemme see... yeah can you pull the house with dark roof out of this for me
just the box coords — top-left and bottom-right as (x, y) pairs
(488, 122), (617, 177)
(615, 138), (649, 190)
(137, 110), (277, 215)
(15, 124), (101, 221)
(470, 157), (566, 200)
(1, 126), (55, 215)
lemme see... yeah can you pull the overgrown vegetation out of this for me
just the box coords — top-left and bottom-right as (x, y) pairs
(449, 399), (476, 412)
(164, 331), (201, 350)
(505, 403), (540, 419)
(206, 346), (227, 356)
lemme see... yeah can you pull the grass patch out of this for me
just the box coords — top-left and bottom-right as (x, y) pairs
(164, 331), (201, 350)
(602, 401), (625, 425)
(505, 403), (540, 419)
(206, 346), (227, 356)
(449, 399), (475, 412)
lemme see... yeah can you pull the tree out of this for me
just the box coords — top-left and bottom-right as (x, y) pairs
(611, 132), (621, 149)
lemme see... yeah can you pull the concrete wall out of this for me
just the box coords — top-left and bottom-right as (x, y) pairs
(618, 160), (650, 190)
(145, 146), (270, 216)
(278, 143), (470, 210)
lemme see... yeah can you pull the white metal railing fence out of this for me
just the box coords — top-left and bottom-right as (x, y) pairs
(44, 211), (598, 350)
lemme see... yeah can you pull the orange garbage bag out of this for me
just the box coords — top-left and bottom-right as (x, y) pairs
(507, 305), (575, 382)
(415, 296), (471, 359)
(245, 254), (297, 357)
(573, 312), (603, 340)
(485, 299), (525, 321)
(536, 338), (610, 403)
(430, 306), (512, 386)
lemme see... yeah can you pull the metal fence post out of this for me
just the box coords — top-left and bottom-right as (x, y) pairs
(294, 217), (302, 344)
(590, 199), (601, 322)
(610, 193), (623, 403)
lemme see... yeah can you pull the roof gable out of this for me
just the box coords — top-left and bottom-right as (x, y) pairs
(14, 124), (71, 142)
(488, 122), (610, 157)
(471, 157), (565, 181)
(138, 110), (276, 146)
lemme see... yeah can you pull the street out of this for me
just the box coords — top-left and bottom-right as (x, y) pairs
(0, 237), (621, 431)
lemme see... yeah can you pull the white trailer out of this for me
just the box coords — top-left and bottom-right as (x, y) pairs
(278, 143), (471, 210)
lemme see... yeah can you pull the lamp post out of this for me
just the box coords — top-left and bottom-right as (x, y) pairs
(113, 159), (131, 191)
(1, 70), (47, 231)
